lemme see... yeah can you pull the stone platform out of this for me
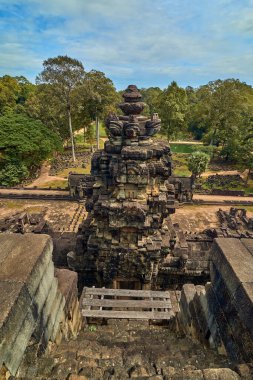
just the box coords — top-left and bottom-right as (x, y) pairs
(0, 234), (81, 377)
(179, 237), (253, 368)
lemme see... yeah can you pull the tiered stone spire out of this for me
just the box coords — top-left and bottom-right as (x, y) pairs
(68, 85), (178, 289)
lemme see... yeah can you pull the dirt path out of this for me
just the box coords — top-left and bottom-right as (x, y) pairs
(0, 188), (69, 195)
(193, 194), (253, 202)
(202, 169), (247, 179)
(26, 162), (66, 188)
(169, 140), (203, 144)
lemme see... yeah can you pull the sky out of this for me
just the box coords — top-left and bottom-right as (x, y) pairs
(0, 0), (253, 90)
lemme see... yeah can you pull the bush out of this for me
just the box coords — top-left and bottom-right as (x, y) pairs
(188, 151), (210, 178)
(0, 112), (62, 186)
(0, 161), (28, 186)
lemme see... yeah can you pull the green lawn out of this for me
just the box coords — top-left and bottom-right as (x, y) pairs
(99, 123), (107, 138)
(57, 163), (91, 178)
(244, 179), (253, 195)
(40, 180), (68, 189)
(172, 153), (191, 177)
(170, 143), (199, 154)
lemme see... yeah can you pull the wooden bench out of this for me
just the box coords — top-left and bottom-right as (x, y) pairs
(81, 287), (174, 320)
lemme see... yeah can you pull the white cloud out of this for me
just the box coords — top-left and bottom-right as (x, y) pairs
(0, 0), (253, 88)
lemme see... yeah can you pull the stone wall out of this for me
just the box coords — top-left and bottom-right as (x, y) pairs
(0, 234), (81, 378)
(178, 238), (253, 367)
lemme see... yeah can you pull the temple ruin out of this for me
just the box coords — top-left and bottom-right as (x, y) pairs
(67, 85), (208, 290)
(1, 85), (253, 379)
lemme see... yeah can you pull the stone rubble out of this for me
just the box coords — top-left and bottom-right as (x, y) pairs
(13, 320), (239, 380)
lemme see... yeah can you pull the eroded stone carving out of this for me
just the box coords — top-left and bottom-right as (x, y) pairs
(68, 85), (192, 288)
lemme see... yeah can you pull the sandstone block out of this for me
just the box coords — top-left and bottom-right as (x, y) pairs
(211, 239), (253, 297)
(202, 368), (239, 380)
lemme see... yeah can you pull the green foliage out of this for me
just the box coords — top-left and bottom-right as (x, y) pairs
(188, 151), (210, 178)
(26, 83), (70, 140)
(0, 75), (35, 115)
(77, 70), (120, 122)
(141, 87), (162, 116)
(36, 55), (85, 100)
(157, 81), (188, 139)
(88, 325), (97, 332)
(192, 144), (217, 157)
(0, 161), (28, 186)
(0, 112), (61, 186)
(36, 55), (86, 161)
(173, 153), (191, 177)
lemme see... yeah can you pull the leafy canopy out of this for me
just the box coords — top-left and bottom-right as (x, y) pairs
(0, 112), (61, 185)
(157, 81), (188, 139)
(36, 55), (85, 102)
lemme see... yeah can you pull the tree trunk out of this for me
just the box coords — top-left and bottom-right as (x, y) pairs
(96, 116), (100, 150)
(84, 126), (87, 144)
(68, 106), (76, 162)
(246, 168), (252, 185)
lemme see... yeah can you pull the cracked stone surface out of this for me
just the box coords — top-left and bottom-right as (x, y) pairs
(16, 321), (239, 380)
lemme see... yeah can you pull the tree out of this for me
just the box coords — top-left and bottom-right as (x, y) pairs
(36, 55), (85, 161)
(140, 87), (162, 116)
(188, 151), (210, 178)
(0, 75), (20, 114)
(157, 81), (188, 140)
(15, 76), (35, 105)
(75, 70), (119, 145)
(0, 75), (34, 115)
(0, 112), (61, 186)
(186, 85), (211, 140)
(26, 83), (70, 141)
(227, 118), (253, 184)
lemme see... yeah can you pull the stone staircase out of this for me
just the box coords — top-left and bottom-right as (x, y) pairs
(15, 320), (241, 380)
(67, 203), (86, 232)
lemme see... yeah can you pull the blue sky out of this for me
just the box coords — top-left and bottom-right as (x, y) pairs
(0, 0), (253, 89)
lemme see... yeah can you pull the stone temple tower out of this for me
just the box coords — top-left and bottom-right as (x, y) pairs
(68, 85), (179, 289)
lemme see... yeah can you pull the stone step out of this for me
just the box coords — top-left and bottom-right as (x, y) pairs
(17, 321), (237, 380)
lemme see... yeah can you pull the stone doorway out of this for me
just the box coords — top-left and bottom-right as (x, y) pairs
(114, 278), (142, 290)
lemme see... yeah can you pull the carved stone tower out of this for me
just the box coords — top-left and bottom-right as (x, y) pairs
(68, 85), (178, 289)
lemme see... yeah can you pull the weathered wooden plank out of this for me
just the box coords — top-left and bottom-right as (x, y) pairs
(82, 309), (174, 320)
(83, 287), (171, 299)
(82, 298), (172, 309)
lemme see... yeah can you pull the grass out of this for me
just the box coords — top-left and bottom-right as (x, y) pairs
(244, 179), (253, 195)
(57, 166), (88, 178)
(99, 123), (107, 138)
(25, 205), (45, 213)
(170, 143), (198, 154)
(244, 206), (253, 213)
(172, 153), (191, 177)
(0, 200), (25, 209)
(57, 163), (92, 178)
(40, 180), (68, 190)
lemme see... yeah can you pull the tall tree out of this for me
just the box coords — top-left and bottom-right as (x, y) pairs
(140, 87), (162, 116)
(188, 79), (253, 148)
(157, 81), (188, 139)
(26, 83), (70, 141)
(78, 70), (119, 119)
(76, 70), (120, 143)
(36, 55), (85, 161)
